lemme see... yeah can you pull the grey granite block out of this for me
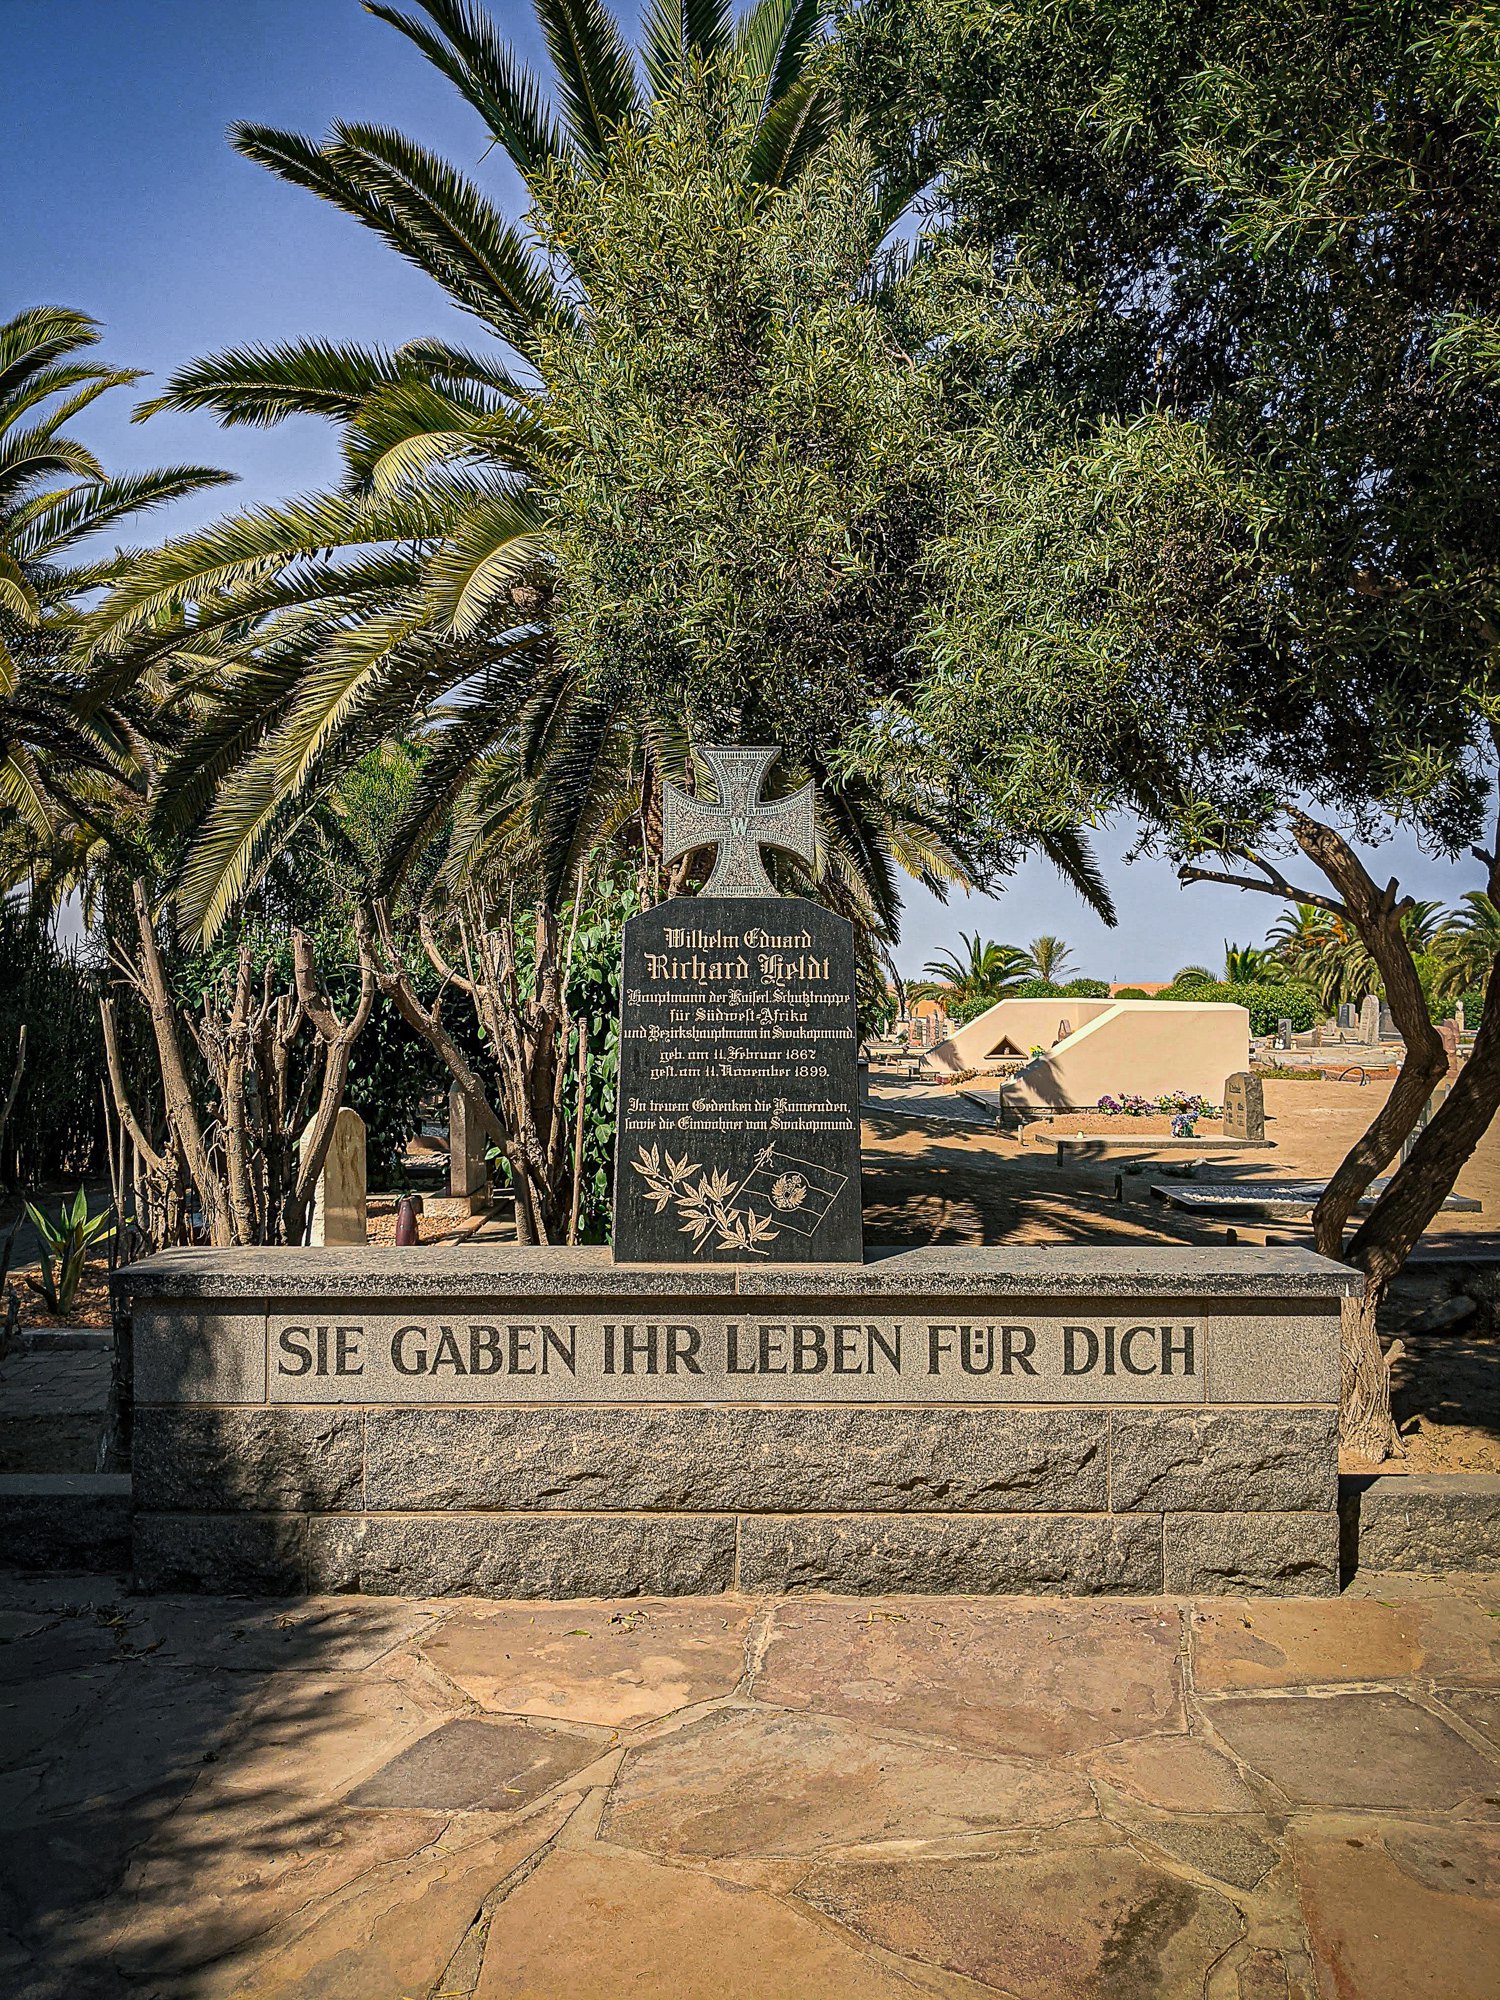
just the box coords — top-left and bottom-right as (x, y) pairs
(1111, 1408), (1337, 1513)
(307, 1512), (736, 1598)
(133, 1513), (307, 1594)
(115, 1242), (1359, 1303)
(362, 1406), (1109, 1513)
(1163, 1512), (1338, 1597)
(737, 1512), (1164, 1596)
(134, 1308), (266, 1405)
(1346, 1473), (1500, 1574)
(1207, 1307), (1341, 1402)
(133, 1407), (363, 1513)
(0, 1474), (131, 1572)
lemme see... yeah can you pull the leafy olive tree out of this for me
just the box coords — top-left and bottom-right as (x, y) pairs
(844, 0), (1500, 1458)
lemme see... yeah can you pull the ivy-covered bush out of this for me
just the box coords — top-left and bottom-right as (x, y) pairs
(1062, 977), (1110, 997)
(1112, 985), (1150, 999)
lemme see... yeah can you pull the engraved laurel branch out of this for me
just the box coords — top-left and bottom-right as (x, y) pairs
(630, 1144), (779, 1256)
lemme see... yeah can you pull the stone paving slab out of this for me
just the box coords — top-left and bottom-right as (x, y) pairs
(3, 1572), (1500, 1998)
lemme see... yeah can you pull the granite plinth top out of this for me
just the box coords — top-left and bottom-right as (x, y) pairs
(114, 1242), (1360, 1302)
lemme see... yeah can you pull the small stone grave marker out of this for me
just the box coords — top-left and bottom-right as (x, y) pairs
(1400, 1081), (1451, 1163)
(1222, 1071), (1265, 1142)
(300, 1104), (366, 1245)
(1359, 994), (1381, 1044)
(449, 1085), (502, 1213)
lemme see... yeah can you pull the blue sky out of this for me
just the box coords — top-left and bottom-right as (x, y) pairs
(4, 0), (1483, 978)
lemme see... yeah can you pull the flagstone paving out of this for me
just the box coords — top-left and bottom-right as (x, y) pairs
(1, 1574), (1498, 1998)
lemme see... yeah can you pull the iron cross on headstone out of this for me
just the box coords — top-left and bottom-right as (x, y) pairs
(662, 746), (815, 898)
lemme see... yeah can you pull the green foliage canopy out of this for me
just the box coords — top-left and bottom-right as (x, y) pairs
(842, 0), (1500, 857)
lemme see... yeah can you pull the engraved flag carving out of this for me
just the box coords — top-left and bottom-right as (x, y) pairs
(735, 1147), (848, 1238)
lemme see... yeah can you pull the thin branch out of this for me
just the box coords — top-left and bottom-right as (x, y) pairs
(1176, 860), (1346, 917)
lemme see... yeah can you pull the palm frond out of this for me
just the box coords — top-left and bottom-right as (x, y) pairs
(1035, 827), (1118, 924)
(419, 495), (551, 635)
(0, 308), (101, 406)
(328, 121), (561, 344)
(734, 0), (826, 119)
(744, 69), (834, 189)
(365, 0), (569, 184)
(532, 0), (641, 163)
(13, 465), (233, 563)
(641, 0), (732, 97)
(135, 337), (430, 426)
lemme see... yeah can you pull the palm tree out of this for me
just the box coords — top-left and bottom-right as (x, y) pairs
(918, 932), (1033, 1012)
(1270, 900), (1447, 1013)
(1434, 891), (1500, 1003)
(83, 0), (1116, 954)
(1025, 934), (1073, 983)
(82, 0), (849, 939)
(1223, 941), (1281, 982)
(0, 305), (227, 856)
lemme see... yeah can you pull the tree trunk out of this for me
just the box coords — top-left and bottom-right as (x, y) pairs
(128, 879), (233, 1246)
(1182, 805), (1500, 1464)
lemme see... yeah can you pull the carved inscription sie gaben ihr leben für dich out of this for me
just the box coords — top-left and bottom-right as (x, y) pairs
(266, 1312), (1202, 1403)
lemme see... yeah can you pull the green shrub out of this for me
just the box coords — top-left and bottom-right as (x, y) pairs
(1061, 978), (1110, 997)
(1113, 985), (1150, 999)
(1011, 978), (1063, 998)
(1171, 979), (1317, 1036)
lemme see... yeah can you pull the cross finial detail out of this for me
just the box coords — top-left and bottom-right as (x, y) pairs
(662, 746), (816, 899)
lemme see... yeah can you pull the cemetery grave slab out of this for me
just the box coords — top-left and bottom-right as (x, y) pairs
(119, 1242), (1356, 1598)
(1152, 1179), (1483, 1220)
(115, 749), (1357, 1601)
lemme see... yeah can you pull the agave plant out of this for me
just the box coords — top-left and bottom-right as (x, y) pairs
(23, 1187), (113, 1317)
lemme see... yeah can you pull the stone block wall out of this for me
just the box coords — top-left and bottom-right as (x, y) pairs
(121, 1245), (1354, 1600)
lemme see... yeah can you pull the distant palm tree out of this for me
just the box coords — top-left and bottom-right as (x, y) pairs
(1269, 900), (1447, 1012)
(917, 932), (1033, 1012)
(1170, 964), (1216, 987)
(1223, 941), (1281, 982)
(1434, 892), (1500, 1003)
(1026, 934), (1074, 983)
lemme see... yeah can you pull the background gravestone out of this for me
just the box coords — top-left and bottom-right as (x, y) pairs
(1359, 994), (1382, 1044)
(300, 1104), (366, 1245)
(1338, 1002), (1356, 1030)
(1222, 1071), (1265, 1142)
(612, 748), (862, 1265)
(1378, 1002), (1398, 1041)
(448, 1085), (501, 1213)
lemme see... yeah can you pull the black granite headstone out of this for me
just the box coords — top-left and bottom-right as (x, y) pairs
(612, 895), (863, 1263)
